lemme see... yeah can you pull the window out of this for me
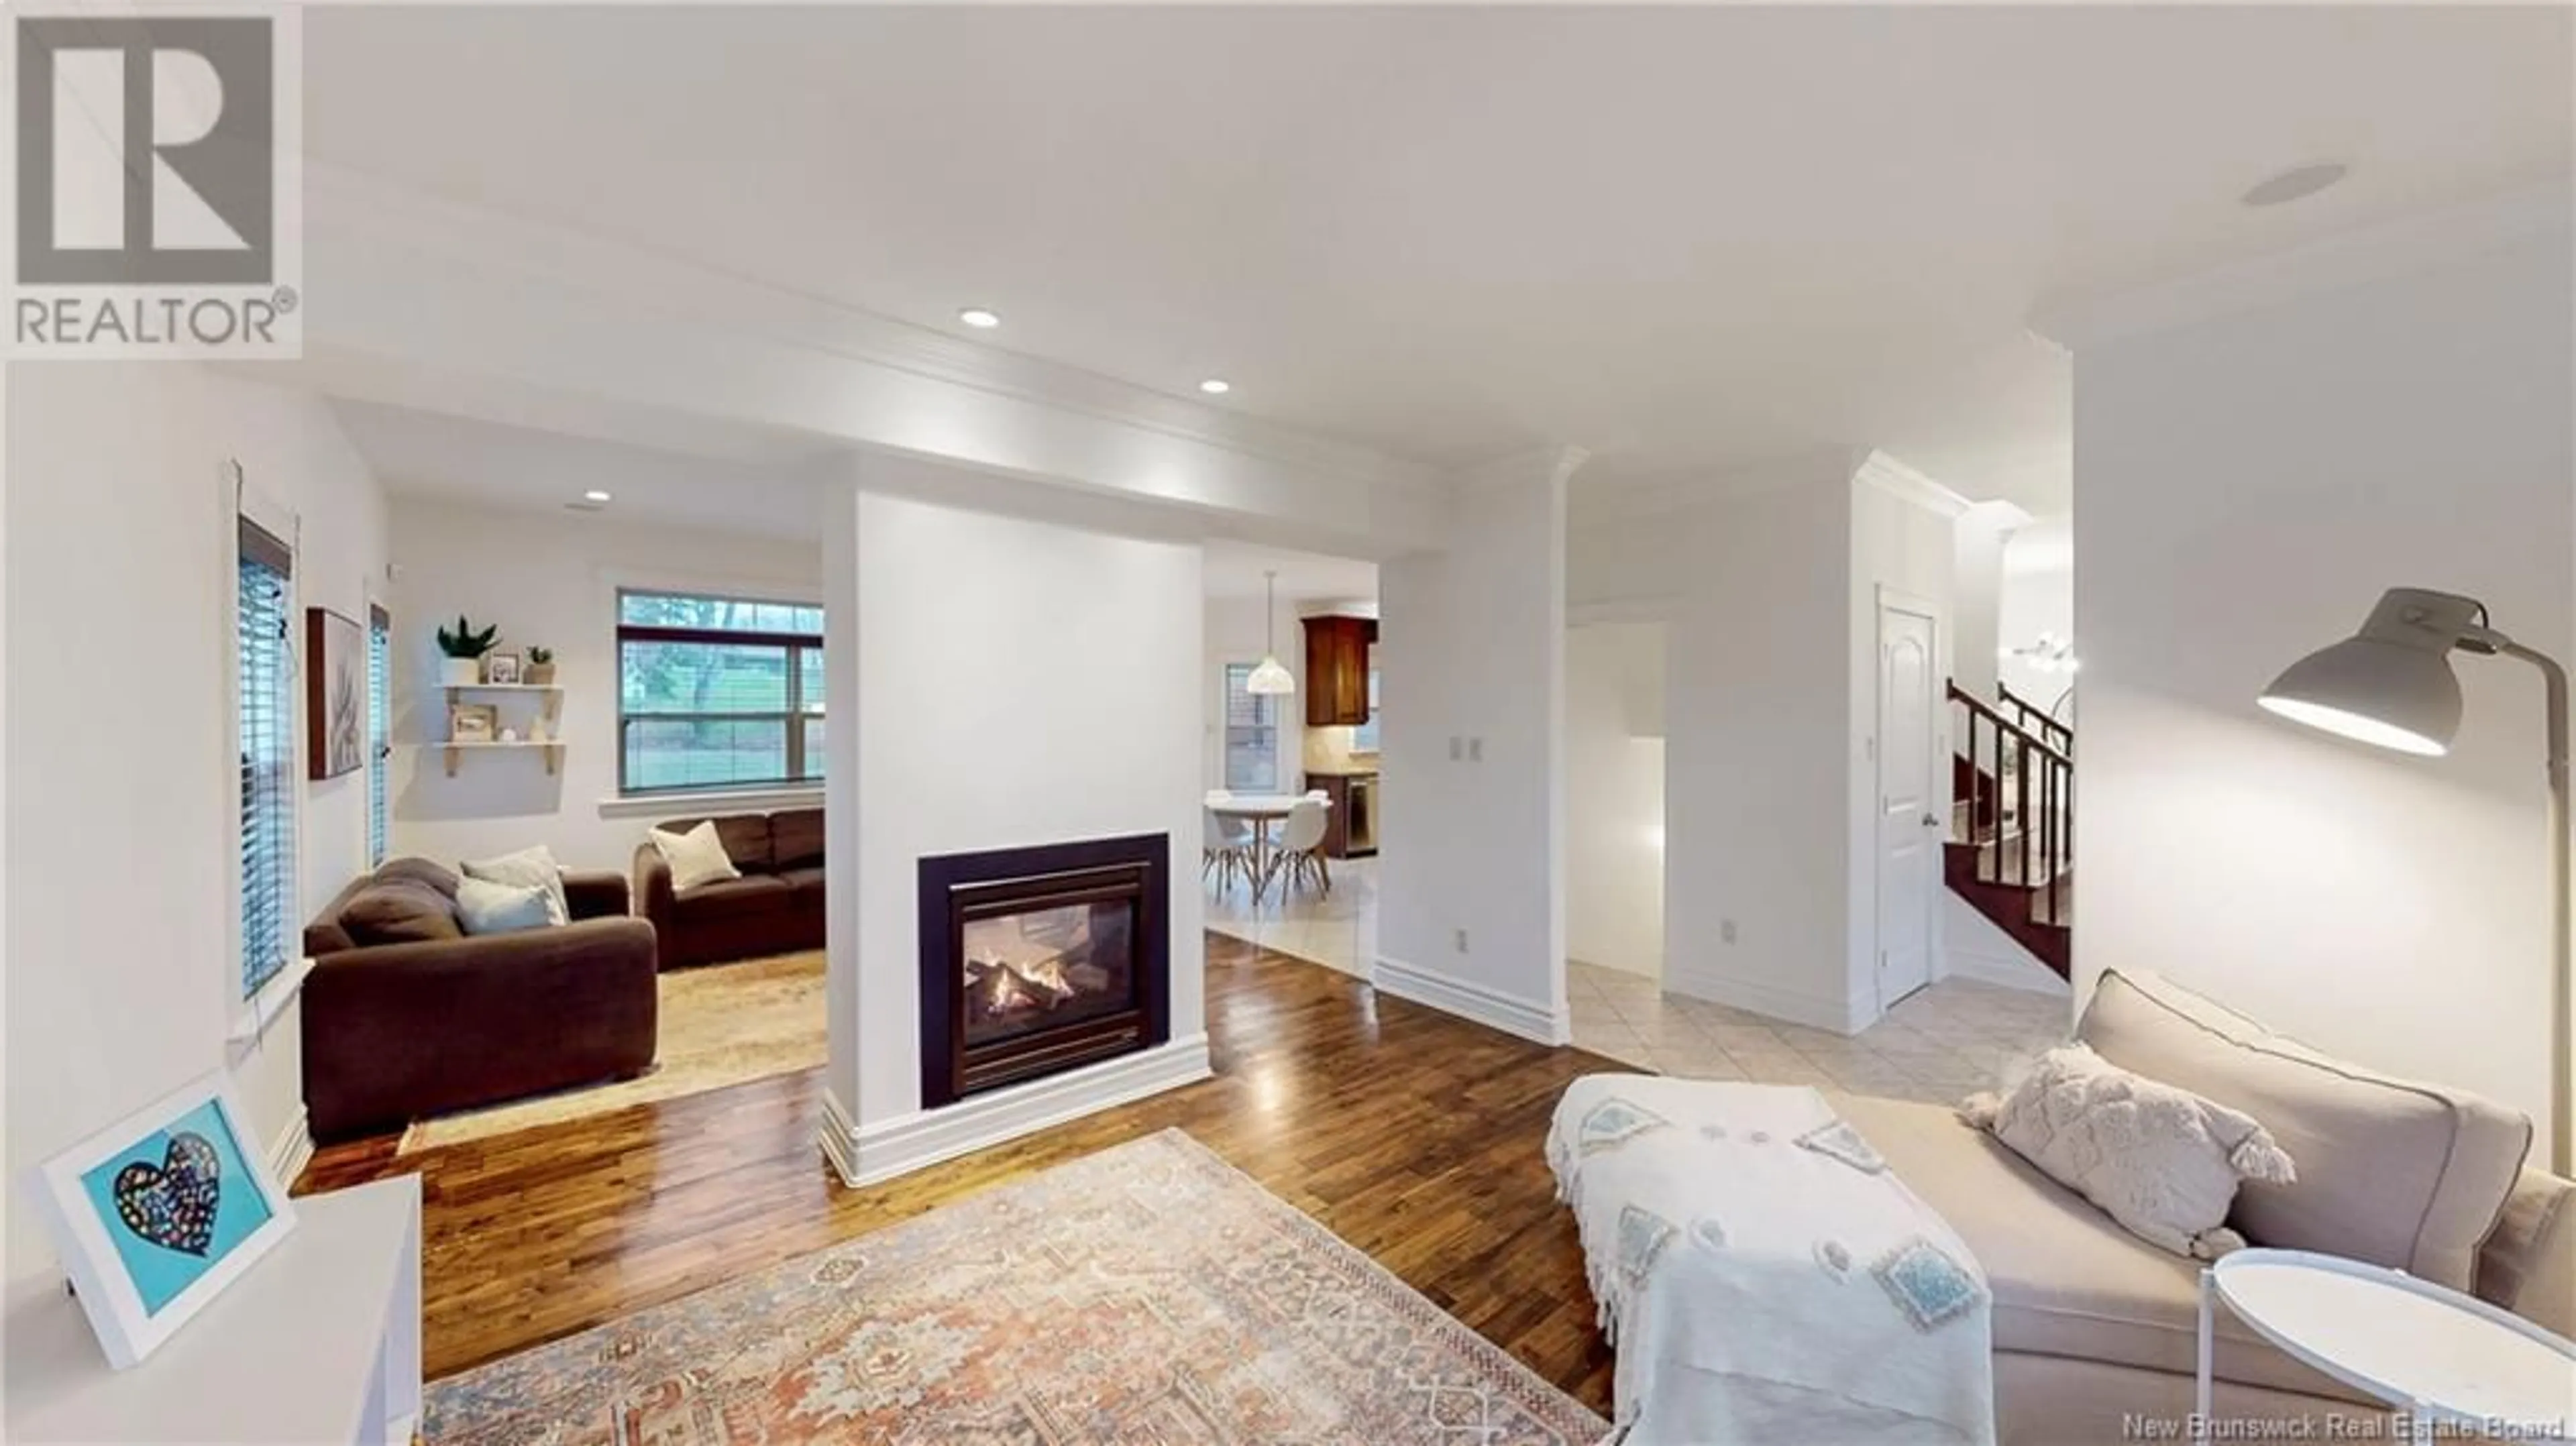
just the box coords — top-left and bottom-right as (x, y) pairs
(617, 590), (825, 795)
(1222, 663), (1279, 791)
(367, 604), (391, 866)
(237, 518), (297, 1000)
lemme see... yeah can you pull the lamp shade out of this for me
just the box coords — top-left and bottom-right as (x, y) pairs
(2259, 634), (2463, 757)
(1245, 656), (1295, 696)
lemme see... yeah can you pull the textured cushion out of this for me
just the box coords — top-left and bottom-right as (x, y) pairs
(2079, 968), (2530, 1290)
(651, 821), (743, 893)
(2477, 1170), (2576, 1338)
(1833, 1094), (2366, 1402)
(668, 872), (792, 922)
(340, 881), (463, 947)
(374, 856), (462, 897)
(462, 844), (570, 926)
(1962, 1044), (2294, 1260)
(658, 814), (772, 873)
(771, 808), (824, 870)
(455, 876), (555, 936)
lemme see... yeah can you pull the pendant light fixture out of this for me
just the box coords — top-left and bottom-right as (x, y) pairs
(1246, 570), (1296, 696)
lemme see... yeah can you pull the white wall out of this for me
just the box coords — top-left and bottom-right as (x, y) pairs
(1999, 516), (2075, 712)
(2073, 217), (2573, 1135)
(1377, 451), (1574, 1040)
(1950, 503), (2016, 703)
(1567, 622), (1666, 977)
(1659, 471), (1857, 1028)
(5, 364), (386, 1280)
(822, 488), (1208, 1146)
(386, 496), (820, 873)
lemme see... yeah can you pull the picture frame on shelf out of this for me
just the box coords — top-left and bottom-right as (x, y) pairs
(482, 650), (523, 686)
(449, 703), (498, 744)
(26, 1070), (298, 1369)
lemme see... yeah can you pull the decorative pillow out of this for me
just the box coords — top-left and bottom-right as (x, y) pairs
(651, 820), (741, 893)
(373, 856), (461, 897)
(2080, 967), (2530, 1291)
(455, 876), (553, 936)
(1961, 1044), (2296, 1261)
(340, 881), (462, 946)
(462, 844), (570, 926)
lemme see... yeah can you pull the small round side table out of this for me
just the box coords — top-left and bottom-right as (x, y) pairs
(2197, 1247), (2576, 1445)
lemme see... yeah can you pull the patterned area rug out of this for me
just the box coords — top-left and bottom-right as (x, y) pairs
(398, 952), (824, 1154)
(425, 1129), (1605, 1445)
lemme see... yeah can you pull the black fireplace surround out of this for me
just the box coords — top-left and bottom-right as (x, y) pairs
(918, 832), (1170, 1109)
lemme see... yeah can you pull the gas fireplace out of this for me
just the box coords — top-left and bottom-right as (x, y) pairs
(918, 833), (1170, 1108)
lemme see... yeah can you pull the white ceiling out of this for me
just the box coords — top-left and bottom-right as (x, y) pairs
(1203, 541), (1379, 606)
(332, 400), (828, 540)
(303, 7), (2571, 512)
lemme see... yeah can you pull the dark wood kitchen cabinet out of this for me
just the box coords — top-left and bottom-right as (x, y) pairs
(1303, 614), (1377, 727)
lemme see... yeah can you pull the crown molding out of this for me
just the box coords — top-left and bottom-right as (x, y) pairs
(1854, 448), (1974, 518)
(2032, 181), (2575, 353)
(303, 164), (1444, 500)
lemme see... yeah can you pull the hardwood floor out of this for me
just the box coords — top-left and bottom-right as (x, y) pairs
(300, 934), (1622, 1411)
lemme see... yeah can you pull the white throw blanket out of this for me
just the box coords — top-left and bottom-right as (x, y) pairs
(1547, 1076), (1996, 1446)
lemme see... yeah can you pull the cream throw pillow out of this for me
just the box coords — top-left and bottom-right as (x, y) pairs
(461, 844), (570, 926)
(651, 820), (741, 893)
(1962, 1044), (2296, 1261)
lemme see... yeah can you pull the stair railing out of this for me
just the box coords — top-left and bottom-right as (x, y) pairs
(1949, 681), (2074, 907)
(1996, 680), (2074, 756)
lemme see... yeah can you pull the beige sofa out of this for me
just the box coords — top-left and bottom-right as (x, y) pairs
(1835, 968), (2573, 1446)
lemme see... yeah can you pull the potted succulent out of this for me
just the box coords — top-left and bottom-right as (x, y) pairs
(525, 645), (557, 686)
(435, 615), (500, 687)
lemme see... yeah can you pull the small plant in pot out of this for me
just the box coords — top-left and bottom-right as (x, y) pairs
(525, 646), (556, 686)
(436, 616), (500, 687)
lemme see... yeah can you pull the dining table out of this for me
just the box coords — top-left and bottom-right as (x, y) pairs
(1206, 792), (1330, 903)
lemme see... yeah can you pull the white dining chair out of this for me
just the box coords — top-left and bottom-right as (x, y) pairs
(1266, 798), (1332, 900)
(1203, 806), (1253, 893)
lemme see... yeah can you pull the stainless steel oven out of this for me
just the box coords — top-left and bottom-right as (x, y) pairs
(1346, 773), (1379, 856)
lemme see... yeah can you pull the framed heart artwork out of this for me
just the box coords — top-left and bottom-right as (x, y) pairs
(27, 1070), (297, 1368)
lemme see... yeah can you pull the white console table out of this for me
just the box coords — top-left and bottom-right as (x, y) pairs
(6, 1176), (421, 1445)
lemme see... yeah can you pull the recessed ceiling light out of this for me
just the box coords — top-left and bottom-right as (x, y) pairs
(2241, 162), (2349, 209)
(958, 307), (1001, 329)
(1198, 378), (1232, 396)
(582, 489), (613, 503)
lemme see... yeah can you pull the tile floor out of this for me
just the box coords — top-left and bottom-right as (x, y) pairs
(1568, 960), (2070, 1105)
(1204, 852), (2070, 1106)
(1204, 853), (1377, 977)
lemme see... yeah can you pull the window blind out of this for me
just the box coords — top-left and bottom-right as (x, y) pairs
(368, 604), (391, 867)
(1222, 663), (1279, 791)
(238, 519), (297, 1000)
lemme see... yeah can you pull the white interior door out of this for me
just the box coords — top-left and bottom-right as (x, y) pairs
(1876, 597), (1939, 1009)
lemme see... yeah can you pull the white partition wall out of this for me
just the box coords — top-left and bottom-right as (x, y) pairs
(818, 478), (1210, 1184)
(1375, 449), (1580, 1044)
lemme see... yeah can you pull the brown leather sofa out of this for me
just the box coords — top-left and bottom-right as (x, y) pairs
(634, 808), (824, 969)
(301, 858), (658, 1142)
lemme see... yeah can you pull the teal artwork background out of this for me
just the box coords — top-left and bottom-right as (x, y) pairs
(76, 1099), (272, 1315)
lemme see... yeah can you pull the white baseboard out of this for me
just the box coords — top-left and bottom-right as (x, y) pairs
(817, 1035), (1214, 1188)
(1369, 957), (1568, 1046)
(1662, 965), (1870, 1036)
(265, 1105), (314, 1188)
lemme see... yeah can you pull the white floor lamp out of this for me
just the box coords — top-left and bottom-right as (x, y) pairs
(2260, 587), (2571, 1174)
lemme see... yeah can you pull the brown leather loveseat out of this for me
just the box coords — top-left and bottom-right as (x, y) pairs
(633, 808), (824, 969)
(301, 858), (658, 1142)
